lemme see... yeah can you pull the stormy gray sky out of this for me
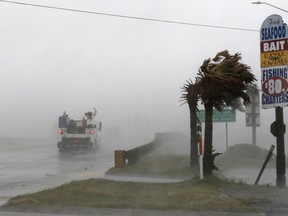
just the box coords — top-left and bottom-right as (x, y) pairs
(0, 0), (288, 151)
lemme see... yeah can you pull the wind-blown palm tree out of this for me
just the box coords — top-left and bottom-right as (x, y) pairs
(197, 50), (256, 175)
(181, 79), (201, 167)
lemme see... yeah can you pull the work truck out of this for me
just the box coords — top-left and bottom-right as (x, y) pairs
(57, 110), (102, 154)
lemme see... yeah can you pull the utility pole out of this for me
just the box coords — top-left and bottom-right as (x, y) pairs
(245, 85), (260, 146)
(251, 88), (257, 146)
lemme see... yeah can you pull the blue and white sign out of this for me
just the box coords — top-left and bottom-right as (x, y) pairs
(260, 14), (288, 109)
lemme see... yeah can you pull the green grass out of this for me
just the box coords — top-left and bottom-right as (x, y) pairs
(106, 154), (196, 179)
(7, 177), (270, 212)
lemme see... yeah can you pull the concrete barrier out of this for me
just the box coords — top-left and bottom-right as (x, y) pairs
(114, 132), (183, 167)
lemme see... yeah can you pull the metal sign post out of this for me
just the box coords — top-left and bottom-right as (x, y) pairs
(197, 131), (203, 180)
(275, 107), (286, 187)
(246, 88), (260, 146)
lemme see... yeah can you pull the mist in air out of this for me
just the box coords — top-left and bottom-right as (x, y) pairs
(0, 0), (287, 154)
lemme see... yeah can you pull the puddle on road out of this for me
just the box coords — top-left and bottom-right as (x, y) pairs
(221, 167), (277, 186)
(69, 171), (105, 178)
(103, 175), (188, 183)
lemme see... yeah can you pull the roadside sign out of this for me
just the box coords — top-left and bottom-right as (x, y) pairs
(260, 14), (288, 109)
(246, 90), (260, 127)
(197, 109), (236, 122)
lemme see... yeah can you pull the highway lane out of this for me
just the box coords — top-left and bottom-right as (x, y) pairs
(0, 138), (114, 205)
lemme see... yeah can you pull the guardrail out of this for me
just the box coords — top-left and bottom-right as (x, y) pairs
(114, 132), (180, 167)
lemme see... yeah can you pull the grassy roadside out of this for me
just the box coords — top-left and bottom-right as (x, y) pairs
(106, 154), (196, 179)
(6, 176), (270, 212)
(3, 152), (284, 213)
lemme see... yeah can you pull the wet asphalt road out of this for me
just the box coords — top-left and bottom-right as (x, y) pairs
(0, 207), (267, 216)
(0, 139), (114, 206)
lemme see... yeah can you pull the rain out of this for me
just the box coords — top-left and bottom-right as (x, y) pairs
(0, 0), (288, 211)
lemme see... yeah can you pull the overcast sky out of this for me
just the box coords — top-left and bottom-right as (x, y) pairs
(0, 0), (288, 151)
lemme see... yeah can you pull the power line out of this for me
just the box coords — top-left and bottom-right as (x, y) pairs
(0, 0), (259, 32)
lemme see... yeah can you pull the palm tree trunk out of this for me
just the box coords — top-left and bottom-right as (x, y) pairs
(188, 94), (199, 167)
(203, 103), (213, 175)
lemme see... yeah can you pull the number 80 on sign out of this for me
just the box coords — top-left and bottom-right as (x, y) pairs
(262, 77), (288, 96)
